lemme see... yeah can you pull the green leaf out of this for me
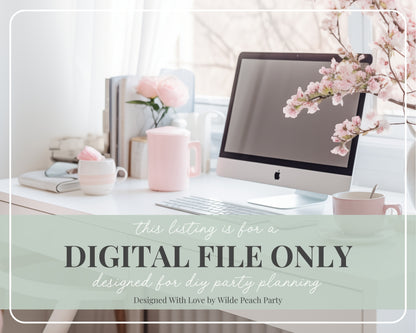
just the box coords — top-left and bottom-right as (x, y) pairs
(126, 100), (148, 105)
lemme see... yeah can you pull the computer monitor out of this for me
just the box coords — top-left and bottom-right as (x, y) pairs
(217, 52), (372, 209)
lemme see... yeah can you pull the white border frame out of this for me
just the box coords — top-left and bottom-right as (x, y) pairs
(8, 8), (408, 326)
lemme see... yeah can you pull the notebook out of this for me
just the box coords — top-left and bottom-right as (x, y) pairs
(18, 171), (80, 193)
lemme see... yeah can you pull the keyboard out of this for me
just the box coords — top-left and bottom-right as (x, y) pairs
(156, 196), (280, 215)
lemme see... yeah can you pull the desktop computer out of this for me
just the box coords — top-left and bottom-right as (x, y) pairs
(217, 52), (371, 209)
(158, 52), (372, 213)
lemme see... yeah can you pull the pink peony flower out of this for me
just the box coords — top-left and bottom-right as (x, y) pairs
(157, 77), (189, 108)
(77, 146), (104, 161)
(136, 76), (159, 99)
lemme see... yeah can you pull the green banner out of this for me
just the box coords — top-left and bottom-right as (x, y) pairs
(0, 214), (414, 310)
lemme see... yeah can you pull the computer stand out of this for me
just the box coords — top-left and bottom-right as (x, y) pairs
(248, 190), (328, 210)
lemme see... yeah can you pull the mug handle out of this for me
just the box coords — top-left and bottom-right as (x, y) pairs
(188, 141), (201, 177)
(116, 167), (128, 183)
(383, 204), (402, 215)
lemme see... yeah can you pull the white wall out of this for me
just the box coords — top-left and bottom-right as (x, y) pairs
(0, 0), (84, 178)
(2, 0), (149, 178)
(11, 10), (85, 176)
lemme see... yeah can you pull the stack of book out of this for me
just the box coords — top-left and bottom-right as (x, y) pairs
(104, 76), (152, 172)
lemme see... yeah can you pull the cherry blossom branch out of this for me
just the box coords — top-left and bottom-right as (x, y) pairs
(330, 116), (389, 156)
(282, 0), (416, 156)
(381, 97), (416, 110)
(387, 51), (405, 94)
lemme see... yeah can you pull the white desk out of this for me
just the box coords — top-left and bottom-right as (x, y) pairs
(0, 174), (413, 333)
(0, 174), (406, 215)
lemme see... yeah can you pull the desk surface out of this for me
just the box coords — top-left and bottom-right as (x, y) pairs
(0, 174), (406, 215)
(0, 174), (412, 333)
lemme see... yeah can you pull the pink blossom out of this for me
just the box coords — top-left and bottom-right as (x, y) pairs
(136, 76), (159, 98)
(331, 145), (349, 157)
(281, 0), (413, 157)
(396, 64), (406, 82)
(388, 22), (405, 49)
(358, 71), (367, 79)
(345, 121), (356, 132)
(306, 103), (320, 114)
(365, 65), (376, 75)
(296, 87), (304, 98)
(283, 105), (300, 118)
(357, 0), (375, 9)
(365, 111), (377, 121)
(306, 81), (320, 93)
(157, 77), (189, 108)
(378, 84), (393, 101)
(319, 78), (333, 94)
(333, 123), (348, 138)
(351, 116), (361, 126)
(376, 119), (390, 134)
(367, 77), (381, 94)
(321, 12), (338, 31)
(319, 66), (332, 75)
(333, 79), (354, 91)
(332, 94), (344, 106)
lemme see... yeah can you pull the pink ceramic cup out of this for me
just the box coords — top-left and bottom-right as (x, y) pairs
(78, 158), (127, 195)
(332, 191), (402, 215)
(332, 191), (402, 236)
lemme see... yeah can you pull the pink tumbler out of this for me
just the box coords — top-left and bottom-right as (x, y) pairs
(146, 126), (201, 191)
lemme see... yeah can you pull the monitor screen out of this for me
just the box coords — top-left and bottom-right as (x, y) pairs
(220, 53), (370, 176)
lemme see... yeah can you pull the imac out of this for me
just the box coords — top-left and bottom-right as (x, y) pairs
(217, 52), (372, 209)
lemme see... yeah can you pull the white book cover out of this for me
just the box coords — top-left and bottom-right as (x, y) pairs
(107, 76), (128, 163)
(18, 171), (80, 193)
(117, 77), (151, 171)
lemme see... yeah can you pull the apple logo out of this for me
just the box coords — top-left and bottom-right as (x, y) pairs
(274, 170), (280, 180)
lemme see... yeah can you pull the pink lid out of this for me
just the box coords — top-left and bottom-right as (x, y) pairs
(146, 126), (190, 137)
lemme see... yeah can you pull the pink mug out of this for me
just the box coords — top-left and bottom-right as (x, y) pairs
(332, 191), (402, 236)
(332, 191), (402, 215)
(78, 158), (127, 195)
(146, 126), (201, 191)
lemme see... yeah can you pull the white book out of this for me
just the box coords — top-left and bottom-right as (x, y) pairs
(117, 77), (150, 171)
(107, 76), (128, 163)
(18, 171), (80, 193)
(104, 79), (110, 135)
